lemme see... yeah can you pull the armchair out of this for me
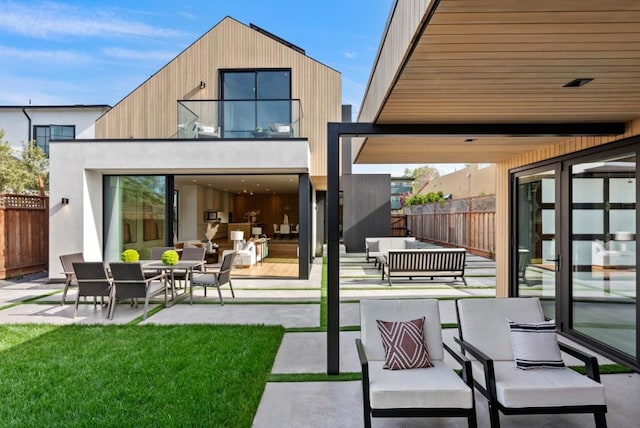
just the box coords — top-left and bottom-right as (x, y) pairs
(109, 263), (167, 320)
(357, 299), (476, 428)
(194, 122), (220, 139)
(456, 297), (607, 428)
(71, 262), (114, 318)
(267, 123), (292, 138)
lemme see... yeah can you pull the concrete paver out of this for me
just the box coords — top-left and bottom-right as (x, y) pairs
(1, 252), (638, 428)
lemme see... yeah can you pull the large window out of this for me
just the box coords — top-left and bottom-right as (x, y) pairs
(104, 176), (167, 262)
(221, 69), (291, 138)
(34, 125), (75, 155)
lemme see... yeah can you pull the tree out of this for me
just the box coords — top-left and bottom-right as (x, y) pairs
(404, 165), (441, 193)
(0, 130), (49, 194)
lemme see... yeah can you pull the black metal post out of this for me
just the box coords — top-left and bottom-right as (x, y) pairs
(327, 123), (341, 374)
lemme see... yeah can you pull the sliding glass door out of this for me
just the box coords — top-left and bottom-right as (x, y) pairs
(513, 145), (638, 368)
(515, 167), (559, 319)
(104, 176), (168, 261)
(569, 153), (636, 357)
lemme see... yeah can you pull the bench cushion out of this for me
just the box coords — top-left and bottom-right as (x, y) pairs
(369, 360), (474, 409)
(404, 240), (418, 249)
(471, 361), (606, 408)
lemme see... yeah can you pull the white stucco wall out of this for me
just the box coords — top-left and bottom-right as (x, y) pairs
(48, 138), (310, 279)
(0, 107), (108, 151)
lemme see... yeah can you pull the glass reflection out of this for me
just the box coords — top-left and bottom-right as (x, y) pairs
(517, 169), (557, 318)
(571, 154), (636, 357)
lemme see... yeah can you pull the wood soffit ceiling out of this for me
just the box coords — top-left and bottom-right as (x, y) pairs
(358, 0), (640, 164)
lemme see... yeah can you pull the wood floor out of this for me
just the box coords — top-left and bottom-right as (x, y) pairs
(230, 258), (299, 278)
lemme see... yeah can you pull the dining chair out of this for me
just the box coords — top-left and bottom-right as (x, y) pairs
(71, 262), (114, 318)
(109, 262), (167, 320)
(60, 252), (85, 305)
(173, 247), (206, 288)
(190, 253), (235, 305)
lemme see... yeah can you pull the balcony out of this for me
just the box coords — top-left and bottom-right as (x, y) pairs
(177, 99), (301, 139)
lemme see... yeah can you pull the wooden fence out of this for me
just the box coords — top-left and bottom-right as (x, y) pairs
(404, 195), (496, 258)
(391, 214), (408, 236)
(0, 194), (49, 279)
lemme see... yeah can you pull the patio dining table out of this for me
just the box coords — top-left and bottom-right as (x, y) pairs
(143, 260), (205, 306)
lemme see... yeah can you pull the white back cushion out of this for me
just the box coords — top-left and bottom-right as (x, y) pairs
(360, 299), (443, 362)
(457, 298), (545, 361)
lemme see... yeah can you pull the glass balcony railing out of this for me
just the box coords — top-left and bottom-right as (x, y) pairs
(177, 99), (301, 139)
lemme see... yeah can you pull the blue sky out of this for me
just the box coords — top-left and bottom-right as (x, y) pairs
(0, 0), (464, 175)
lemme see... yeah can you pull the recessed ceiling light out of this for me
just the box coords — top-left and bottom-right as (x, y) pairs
(563, 78), (593, 88)
(207, 184), (212, 186)
(192, 179), (197, 183)
(241, 179), (245, 182)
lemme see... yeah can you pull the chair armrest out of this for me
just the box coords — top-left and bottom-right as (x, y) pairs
(145, 272), (166, 283)
(444, 341), (474, 388)
(454, 336), (491, 364)
(355, 338), (369, 368)
(454, 336), (497, 399)
(559, 341), (602, 382)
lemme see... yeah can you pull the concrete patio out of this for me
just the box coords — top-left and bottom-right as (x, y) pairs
(0, 252), (638, 427)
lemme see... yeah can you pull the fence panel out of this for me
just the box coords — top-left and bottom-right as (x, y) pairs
(0, 194), (49, 279)
(404, 195), (496, 258)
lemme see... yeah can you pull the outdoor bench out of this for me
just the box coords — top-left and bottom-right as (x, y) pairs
(381, 248), (467, 286)
(365, 237), (416, 266)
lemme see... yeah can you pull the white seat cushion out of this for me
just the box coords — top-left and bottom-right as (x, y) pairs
(369, 360), (473, 409)
(471, 361), (606, 408)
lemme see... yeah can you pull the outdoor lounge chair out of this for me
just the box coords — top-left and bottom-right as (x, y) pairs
(109, 263), (167, 320)
(356, 299), (477, 428)
(71, 262), (114, 318)
(60, 252), (85, 305)
(455, 297), (607, 428)
(190, 252), (235, 305)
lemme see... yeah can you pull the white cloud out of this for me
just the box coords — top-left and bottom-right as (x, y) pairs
(0, 44), (85, 62)
(0, 1), (185, 39)
(344, 51), (357, 59)
(102, 47), (175, 62)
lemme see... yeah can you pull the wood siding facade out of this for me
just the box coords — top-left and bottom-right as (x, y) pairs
(95, 17), (341, 188)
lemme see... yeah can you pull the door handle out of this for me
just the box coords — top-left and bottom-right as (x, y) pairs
(545, 255), (561, 272)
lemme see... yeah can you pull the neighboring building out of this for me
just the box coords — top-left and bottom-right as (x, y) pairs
(328, 1), (640, 371)
(419, 164), (495, 199)
(0, 105), (110, 155)
(49, 17), (341, 280)
(390, 176), (413, 211)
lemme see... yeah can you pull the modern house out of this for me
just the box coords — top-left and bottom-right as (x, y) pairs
(327, 0), (640, 372)
(0, 105), (110, 155)
(49, 17), (341, 280)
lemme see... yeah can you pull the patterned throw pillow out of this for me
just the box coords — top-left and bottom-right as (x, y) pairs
(404, 240), (418, 249)
(376, 317), (433, 370)
(507, 319), (565, 370)
(368, 240), (379, 252)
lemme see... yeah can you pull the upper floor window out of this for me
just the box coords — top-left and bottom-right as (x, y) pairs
(222, 70), (291, 100)
(34, 125), (75, 156)
(220, 70), (292, 138)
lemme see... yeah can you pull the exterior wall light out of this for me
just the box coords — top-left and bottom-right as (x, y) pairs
(61, 198), (69, 205)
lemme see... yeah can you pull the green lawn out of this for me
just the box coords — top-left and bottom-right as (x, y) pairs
(0, 324), (284, 427)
